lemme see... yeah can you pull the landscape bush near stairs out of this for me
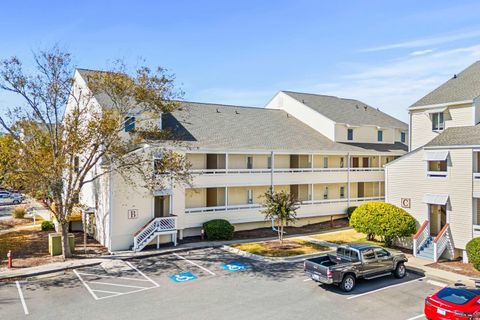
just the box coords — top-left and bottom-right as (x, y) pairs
(350, 202), (416, 247)
(466, 238), (480, 270)
(203, 219), (235, 241)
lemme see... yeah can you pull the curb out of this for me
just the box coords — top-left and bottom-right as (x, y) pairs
(221, 245), (336, 263)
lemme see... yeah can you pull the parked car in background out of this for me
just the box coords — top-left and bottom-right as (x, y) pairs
(425, 287), (480, 319)
(0, 191), (24, 205)
(304, 244), (408, 292)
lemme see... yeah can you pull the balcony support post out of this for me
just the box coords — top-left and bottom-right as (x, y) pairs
(225, 187), (228, 211)
(347, 153), (351, 208)
(225, 153), (229, 174)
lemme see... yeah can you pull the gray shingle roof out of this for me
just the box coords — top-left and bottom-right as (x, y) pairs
(283, 91), (408, 129)
(425, 125), (480, 147)
(410, 61), (480, 108)
(163, 102), (406, 153)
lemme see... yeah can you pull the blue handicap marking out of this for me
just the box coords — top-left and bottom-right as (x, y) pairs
(222, 262), (251, 272)
(169, 272), (198, 283)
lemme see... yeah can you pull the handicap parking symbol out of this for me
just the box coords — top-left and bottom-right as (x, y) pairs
(222, 262), (251, 272)
(169, 272), (198, 283)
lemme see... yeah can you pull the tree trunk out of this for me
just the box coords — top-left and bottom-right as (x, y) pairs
(60, 222), (72, 259)
(280, 221), (284, 243)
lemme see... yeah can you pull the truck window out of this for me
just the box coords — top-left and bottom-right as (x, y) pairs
(337, 247), (345, 257)
(349, 250), (359, 262)
(374, 248), (390, 258)
(362, 249), (375, 261)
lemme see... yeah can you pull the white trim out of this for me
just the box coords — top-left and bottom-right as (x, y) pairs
(409, 100), (472, 111)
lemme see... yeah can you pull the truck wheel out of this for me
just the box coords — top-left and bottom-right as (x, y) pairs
(341, 274), (356, 292)
(393, 262), (406, 278)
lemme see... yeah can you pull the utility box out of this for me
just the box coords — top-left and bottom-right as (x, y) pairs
(48, 233), (75, 256)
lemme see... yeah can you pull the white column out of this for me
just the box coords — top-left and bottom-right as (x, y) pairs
(225, 153), (229, 173)
(225, 187), (228, 211)
(310, 154), (314, 170)
(271, 152), (275, 192)
(311, 184), (314, 202)
(347, 153), (351, 207)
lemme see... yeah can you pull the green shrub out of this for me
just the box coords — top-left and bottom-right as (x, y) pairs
(347, 206), (357, 220)
(203, 219), (234, 241)
(349, 202), (416, 246)
(41, 220), (55, 231)
(11, 206), (27, 219)
(466, 238), (480, 270)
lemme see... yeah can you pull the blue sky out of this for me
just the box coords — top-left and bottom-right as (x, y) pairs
(2, 1), (480, 122)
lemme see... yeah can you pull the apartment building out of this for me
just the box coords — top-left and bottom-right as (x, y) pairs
(385, 61), (480, 262)
(73, 69), (408, 252)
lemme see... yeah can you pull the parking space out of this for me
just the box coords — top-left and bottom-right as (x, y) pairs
(0, 247), (447, 320)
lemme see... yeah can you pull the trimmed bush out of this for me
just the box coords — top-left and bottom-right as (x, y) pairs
(349, 202), (416, 246)
(347, 206), (357, 220)
(203, 219), (234, 241)
(466, 238), (480, 270)
(11, 206), (27, 219)
(41, 220), (55, 231)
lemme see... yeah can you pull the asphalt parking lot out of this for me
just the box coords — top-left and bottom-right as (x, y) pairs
(0, 247), (446, 320)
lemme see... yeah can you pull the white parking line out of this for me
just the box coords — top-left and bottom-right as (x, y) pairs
(89, 281), (147, 289)
(76, 272), (151, 282)
(427, 279), (447, 287)
(347, 277), (426, 300)
(173, 253), (216, 276)
(303, 278), (312, 282)
(15, 281), (29, 315)
(74, 269), (99, 300)
(406, 314), (425, 320)
(125, 261), (160, 287)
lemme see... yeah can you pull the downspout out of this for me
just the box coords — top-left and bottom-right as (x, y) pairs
(408, 111), (412, 152)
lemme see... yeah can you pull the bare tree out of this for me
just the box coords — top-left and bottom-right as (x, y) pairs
(0, 46), (191, 258)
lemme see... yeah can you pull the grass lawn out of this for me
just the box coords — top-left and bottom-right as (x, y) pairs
(230, 239), (332, 257)
(310, 229), (385, 246)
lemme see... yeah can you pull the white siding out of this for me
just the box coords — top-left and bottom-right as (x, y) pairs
(265, 92), (336, 141)
(386, 148), (473, 250)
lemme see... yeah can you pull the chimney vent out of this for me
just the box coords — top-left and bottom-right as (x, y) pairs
(216, 108), (220, 113)
(453, 74), (457, 79)
(235, 110), (239, 114)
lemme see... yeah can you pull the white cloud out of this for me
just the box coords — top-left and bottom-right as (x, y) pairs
(409, 49), (435, 56)
(361, 29), (480, 52)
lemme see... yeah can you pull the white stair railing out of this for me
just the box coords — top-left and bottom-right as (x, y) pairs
(133, 216), (177, 252)
(413, 220), (430, 256)
(433, 224), (454, 262)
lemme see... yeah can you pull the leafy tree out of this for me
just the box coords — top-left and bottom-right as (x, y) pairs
(0, 46), (191, 258)
(350, 202), (416, 246)
(261, 190), (299, 243)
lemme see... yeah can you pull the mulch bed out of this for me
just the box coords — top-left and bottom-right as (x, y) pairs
(180, 218), (349, 244)
(428, 258), (480, 278)
(0, 230), (108, 270)
(263, 240), (303, 250)
(0, 218), (33, 231)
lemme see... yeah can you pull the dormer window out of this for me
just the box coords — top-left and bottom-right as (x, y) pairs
(347, 128), (354, 141)
(377, 130), (383, 142)
(432, 112), (445, 131)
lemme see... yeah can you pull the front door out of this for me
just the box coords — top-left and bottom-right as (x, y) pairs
(154, 196), (170, 218)
(429, 204), (446, 236)
(362, 157), (369, 168)
(352, 157), (359, 168)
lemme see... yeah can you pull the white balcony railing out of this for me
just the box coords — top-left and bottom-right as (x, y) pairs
(473, 225), (480, 237)
(190, 167), (384, 175)
(185, 196), (384, 214)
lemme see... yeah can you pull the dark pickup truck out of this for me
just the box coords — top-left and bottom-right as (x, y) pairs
(304, 243), (408, 292)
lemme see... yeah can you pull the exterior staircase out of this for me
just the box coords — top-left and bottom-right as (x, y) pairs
(132, 216), (178, 252)
(416, 236), (434, 260)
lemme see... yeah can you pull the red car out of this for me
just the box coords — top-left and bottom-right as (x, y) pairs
(425, 287), (480, 319)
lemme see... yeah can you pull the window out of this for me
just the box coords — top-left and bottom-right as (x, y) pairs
(124, 116), (136, 132)
(432, 112), (445, 131)
(247, 189), (253, 204)
(401, 132), (406, 143)
(340, 186), (345, 199)
(428, 160), (448, 177)
(267, 156), (272, 169)
(374, 248), (390, 258)
(247, 156), (253, 169)
(323, 157), (328, 168)
(340, 157), (344, 168)
(377, 130), (383, 142)
(323, 186), (329, 199)
(347, 128), (353, 141)
(362, 249), (376, 261)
